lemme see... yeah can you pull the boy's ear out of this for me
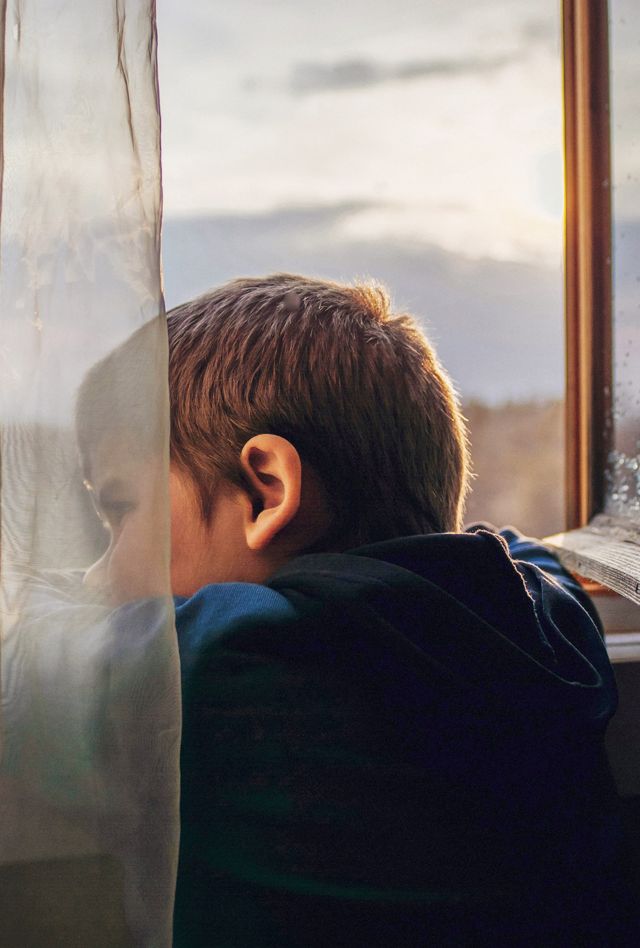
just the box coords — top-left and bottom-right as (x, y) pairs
(239, 435), (302, 551)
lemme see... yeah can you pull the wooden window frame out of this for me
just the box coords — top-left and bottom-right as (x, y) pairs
(545, 0), (640, 631)
(563, 0), (612, 530)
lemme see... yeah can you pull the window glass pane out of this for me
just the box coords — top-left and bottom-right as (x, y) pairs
(607, 0), (640, 523)
(158, 0), (564, 536)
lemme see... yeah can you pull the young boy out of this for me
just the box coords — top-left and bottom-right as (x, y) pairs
(78, 274), (634, 946)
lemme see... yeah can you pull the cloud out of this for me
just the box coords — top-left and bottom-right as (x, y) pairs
(520, 18), (557, 47)
(161, 203), (565, 403)
(285, 52), (518, 95)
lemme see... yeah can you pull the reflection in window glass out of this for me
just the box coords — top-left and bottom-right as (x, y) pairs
(607, 0), (640, 523)
(157, 0), (564, 536)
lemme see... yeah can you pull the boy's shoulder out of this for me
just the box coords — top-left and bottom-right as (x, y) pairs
(174, 581), (298, 654)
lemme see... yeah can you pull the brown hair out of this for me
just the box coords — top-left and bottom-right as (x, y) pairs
(167, 273), (469, 547)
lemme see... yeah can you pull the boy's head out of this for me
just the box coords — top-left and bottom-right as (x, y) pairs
(78, 273), (469, 600)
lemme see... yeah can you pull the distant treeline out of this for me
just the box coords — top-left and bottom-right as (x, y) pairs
(463, 398), (563, 540)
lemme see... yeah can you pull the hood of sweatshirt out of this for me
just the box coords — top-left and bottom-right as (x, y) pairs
(266, 527), (615, 732)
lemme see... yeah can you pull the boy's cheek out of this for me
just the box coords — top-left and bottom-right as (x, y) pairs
(115, 521), (168, 602)
(86, 520), (169, 604)
(83, 550), (110, 595)
(169, 485), (209, 597)
(168, 521), (198, 598)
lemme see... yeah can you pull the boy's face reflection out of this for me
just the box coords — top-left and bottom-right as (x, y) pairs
(83, 433), (169, 603)
(83, 433), (247, 603)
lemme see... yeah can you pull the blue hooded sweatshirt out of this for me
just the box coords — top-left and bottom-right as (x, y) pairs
(174, 527), (636, 947)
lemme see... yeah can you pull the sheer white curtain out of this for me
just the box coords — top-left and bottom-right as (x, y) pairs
(0, 1), (180, 945)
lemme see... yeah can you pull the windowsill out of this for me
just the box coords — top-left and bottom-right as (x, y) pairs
(543, 520), (640, 663)
(604, 633), (640, 664)
(545, 514), (640, 606)
(592, 592), (640, 664)
(566, 570), (640, 664)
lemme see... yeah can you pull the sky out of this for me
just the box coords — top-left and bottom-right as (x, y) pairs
(156, 0), (564, 267)
(155, 0), (568, 402)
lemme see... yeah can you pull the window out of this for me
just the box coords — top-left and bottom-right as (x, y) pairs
(156, 1), (640, 621)
(157, 0), (567, 540)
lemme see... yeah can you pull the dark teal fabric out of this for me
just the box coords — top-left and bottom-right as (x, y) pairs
(173, 528), (636, 946)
